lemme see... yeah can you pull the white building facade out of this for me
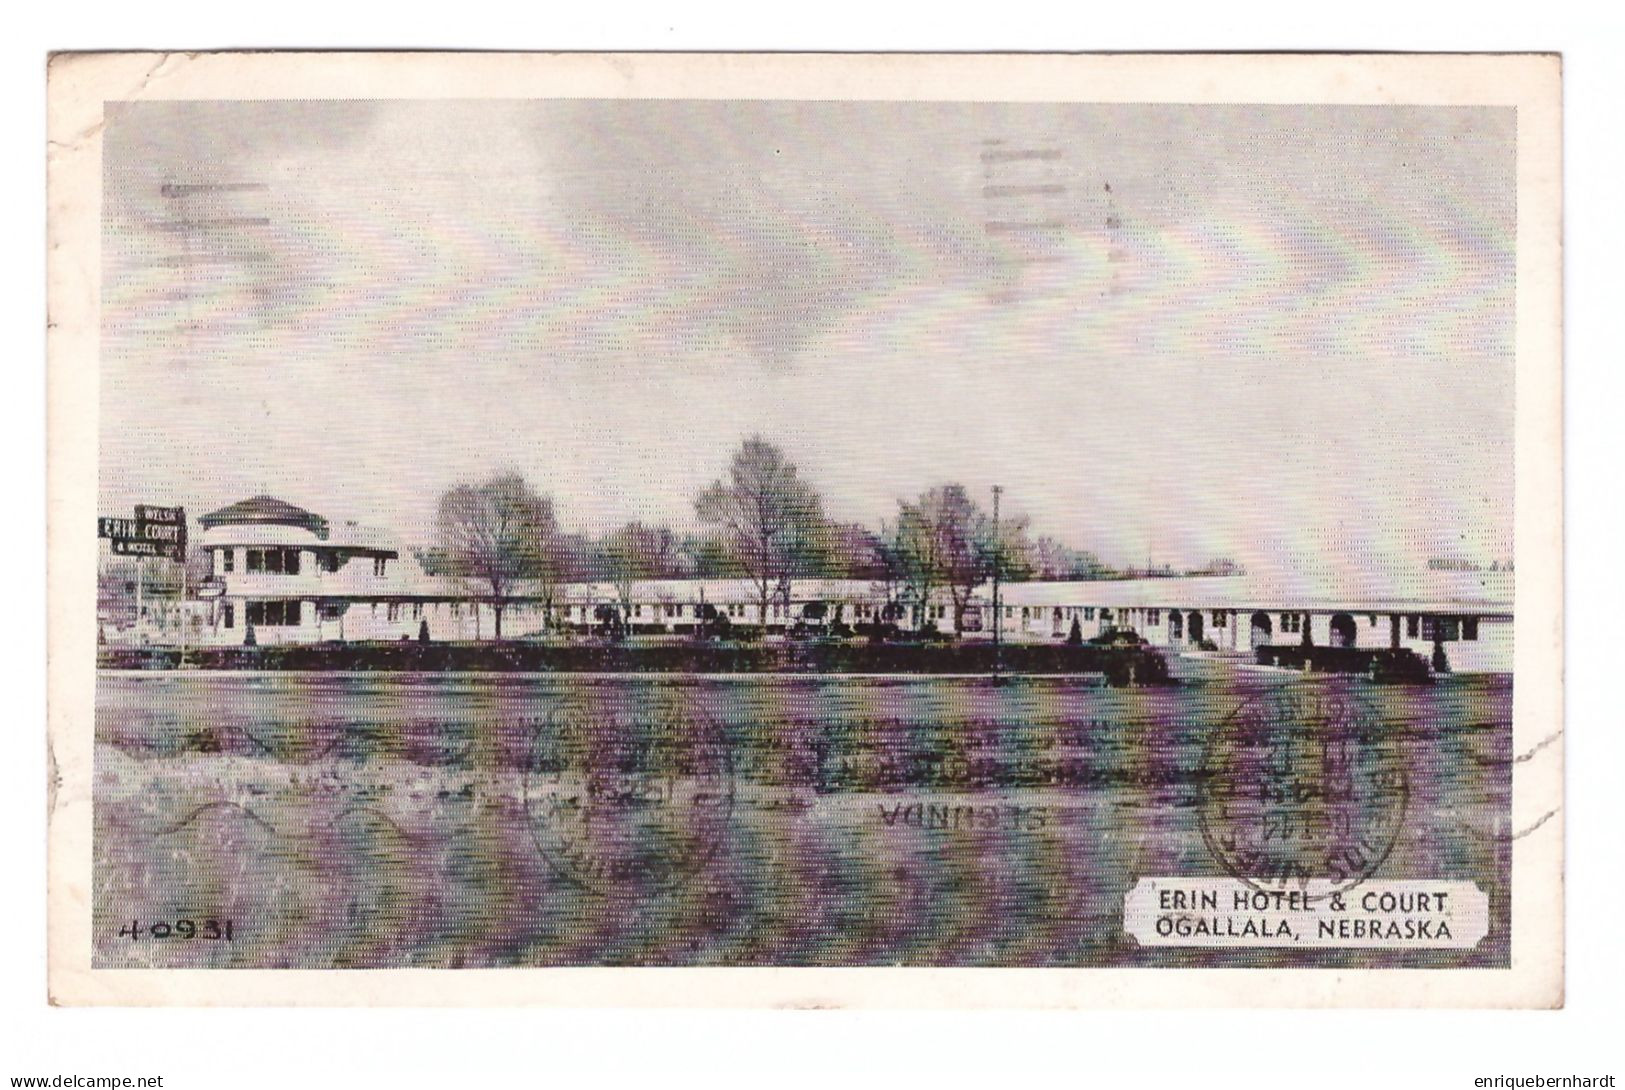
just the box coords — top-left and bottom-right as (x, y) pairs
(177, 496), (1513, 672)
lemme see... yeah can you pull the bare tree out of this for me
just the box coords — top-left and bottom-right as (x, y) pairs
(695, 437), (824, 634)
(933, 485), (995, 629)
(435, 473), (555, 640)
(771, 509), (833, 615)
(891, 500), (946, 628)
(536, 531), (575, 631)
(866, 529), (907, 623)
(1032, 535), (1110, 580)
(602, 521), (675, 629)
(991, 514), (1035, 583)
(896, 485), (1033, 631)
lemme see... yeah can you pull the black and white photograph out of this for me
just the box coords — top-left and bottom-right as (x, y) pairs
(44, 51), (1564, 1009)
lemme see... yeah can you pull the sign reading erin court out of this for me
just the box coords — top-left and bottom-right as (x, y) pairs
(98, 505), (186, 561)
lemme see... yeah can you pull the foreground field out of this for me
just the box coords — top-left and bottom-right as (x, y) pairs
(92, 670), (1511, 968)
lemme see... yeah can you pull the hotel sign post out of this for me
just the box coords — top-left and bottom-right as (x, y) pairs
(99, 504), (187, 560)
(98, 505), (187, 650)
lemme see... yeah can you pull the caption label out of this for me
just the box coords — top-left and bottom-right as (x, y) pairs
(1124, 878), (1489, 949)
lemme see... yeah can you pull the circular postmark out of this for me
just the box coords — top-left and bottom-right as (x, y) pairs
(1198, 686), (1408, 897)
(523, 697), (734, 895)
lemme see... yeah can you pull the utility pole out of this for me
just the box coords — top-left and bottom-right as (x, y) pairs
(134, 557), (144, 646)
(992, 484), (1003, 683)
(178, 553), (187, 667)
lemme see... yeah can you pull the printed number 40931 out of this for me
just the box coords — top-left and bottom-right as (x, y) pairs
(117, 919), (234, 941)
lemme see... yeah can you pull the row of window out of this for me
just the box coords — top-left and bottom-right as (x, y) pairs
(855, 604), (907, 621)
(552, 602), (706, 619)
(220, 547), (304, 575)
(231, 600), (302, 627)
(1407, 615), (1480, 641)
(553, 604), (1483, 640)
(218, 595), (1485, 640)
(218, 549), (388, 577)
(1003, 606), (1240, 628)
(1004, 605), (1112, 622)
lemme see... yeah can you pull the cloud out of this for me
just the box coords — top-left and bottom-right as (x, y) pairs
(96, 100), (1515, 571)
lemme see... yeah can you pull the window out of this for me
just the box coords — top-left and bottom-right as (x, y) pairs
(1423, 617), (1460, 642)
(1213, 611), (1227, 628)
(1463, 617), (1479, 641)
(1406, 615), (1420, 638)
(1282, 613), (1302, 634)
(243, 548), (300, 574)
(246, 600), (298, 626)
(221, 549), (235, 573)
(1101, 609), (1112, 623)
(222, 603), (235, 629)
(1146, 609), (1158, 625)
(373, 557), (387, 577)
(1084, 607), (1096, 621)
(387, 603), (400, 622)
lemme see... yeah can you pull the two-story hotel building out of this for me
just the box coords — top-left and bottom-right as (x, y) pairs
(164, 495), (1513, 672)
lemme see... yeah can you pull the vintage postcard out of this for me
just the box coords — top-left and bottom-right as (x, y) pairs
(46, 52), (1563, 1006)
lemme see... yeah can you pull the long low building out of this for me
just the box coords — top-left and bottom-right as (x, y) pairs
(105, 495), (1514, 672)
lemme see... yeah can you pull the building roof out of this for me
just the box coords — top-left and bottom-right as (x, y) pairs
(991, 570), (1513, 616)
(409, 572), (1512, 616)
(200, 496), (329, 538)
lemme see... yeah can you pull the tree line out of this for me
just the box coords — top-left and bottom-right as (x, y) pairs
(428, 436), (1237, 638)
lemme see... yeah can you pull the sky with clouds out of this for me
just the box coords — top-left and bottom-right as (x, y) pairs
(98, 98), (1514, 574)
